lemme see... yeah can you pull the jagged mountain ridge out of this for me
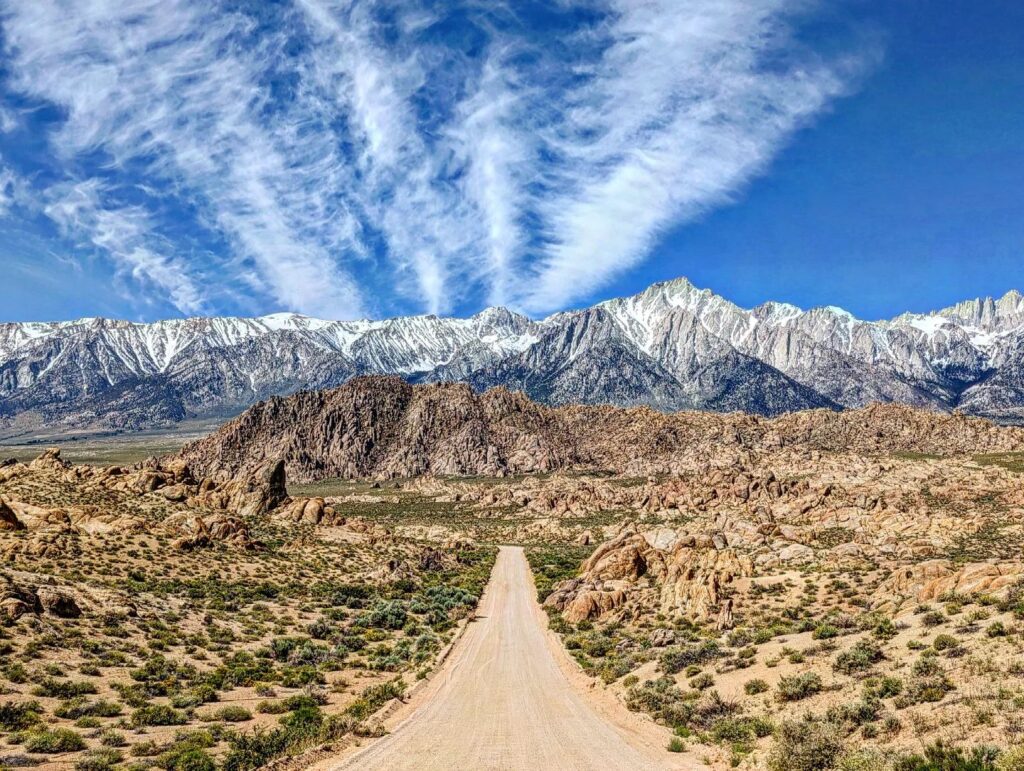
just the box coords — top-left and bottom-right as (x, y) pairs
(2, 277), (1023, 431)
(178, 375), (1024, 483)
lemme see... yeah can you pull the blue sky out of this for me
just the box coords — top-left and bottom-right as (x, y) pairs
(0, 0), (1020, 323)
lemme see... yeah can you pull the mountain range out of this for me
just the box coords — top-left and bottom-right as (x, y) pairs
(2, 277), (1023, 433)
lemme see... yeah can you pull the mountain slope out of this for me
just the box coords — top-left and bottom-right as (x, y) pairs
(2, 277), (1024, 432)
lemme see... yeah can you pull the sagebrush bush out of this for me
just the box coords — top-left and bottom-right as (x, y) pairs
(768, 719), (844, 771)
(777, 672), (823, 702)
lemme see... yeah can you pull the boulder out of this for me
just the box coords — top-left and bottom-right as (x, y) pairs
(0, 499), (24, 531)
(37, 587), (82, 618)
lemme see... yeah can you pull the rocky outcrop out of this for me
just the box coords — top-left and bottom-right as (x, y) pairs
(165, 512), (254, 551)
(178, 378), (1024, 483)
(0, 498), (23, 531)
(0, 577), (81, 620)
(544, 526), (752, 623)
(876, 560), (1024, 608)
(275, 497), (345, 526)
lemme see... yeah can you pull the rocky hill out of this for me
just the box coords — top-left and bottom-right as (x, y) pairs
(179, 376), (1024, 482)
(4, 277), (1024, 432)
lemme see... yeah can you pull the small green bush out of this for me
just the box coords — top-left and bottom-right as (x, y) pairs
(768, 719), (844, 771)
(834, 640), (884, 675)
(215, 705), (253, 722)
(25, 727), (87, 753)
(744, 678), (769, 695)
(777, 672), (823, 702)
(131, 704), (187, 727)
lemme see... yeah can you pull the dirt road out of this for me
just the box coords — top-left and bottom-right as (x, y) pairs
(330, 546), (694, 771)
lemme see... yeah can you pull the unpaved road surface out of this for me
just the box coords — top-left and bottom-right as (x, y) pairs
(331, 546), (692, 771)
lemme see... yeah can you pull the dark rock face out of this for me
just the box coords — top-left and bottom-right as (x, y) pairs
(2, 278), (1023, 431)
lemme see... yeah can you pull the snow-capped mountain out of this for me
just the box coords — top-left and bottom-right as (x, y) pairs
(2, 277), (1023, 433)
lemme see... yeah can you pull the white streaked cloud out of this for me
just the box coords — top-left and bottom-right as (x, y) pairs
(1, 0), (366, 318)
(44, 180), (206, 313)
(517, 0), (871, 312)
(0, 0), (872, 320)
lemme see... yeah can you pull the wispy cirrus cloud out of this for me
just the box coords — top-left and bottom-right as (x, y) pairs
(1, 0), (366, 318)
(0, 0), (873, 320)
(44, 180), (206, 313)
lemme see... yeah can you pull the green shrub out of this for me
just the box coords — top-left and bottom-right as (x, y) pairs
(689, 672), (715, 690)
(215, 705), (252, 722)
(659, 641), (721, 674)
(777, 672), (823, 702)
(744, 678), (769, 695)
(25, 727), (87, 753)
(131, 704), (187, 727)
(31, 677), (98, 698)
(344, 678), (406, 721)
(257, 699), (288, 714)
(99, 729), (127, 747)
(0, 700), (43, 731)
(74, 748), (123, 771)
(768, 719), (844, 771)
(814, 624), (840, 640)
(932, 634), (960, 652)
(54, 697), (123, 719)
(834, 641), (883, 675)
(893, 741), (999, 771)
(987, 622), (1008, 638)
(863, 676), (902, 699)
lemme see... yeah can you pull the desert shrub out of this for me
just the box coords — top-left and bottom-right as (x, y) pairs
(55, 697), (123, 719)
(863, 676), (903, 699)
(777, 672), (823, 702)
(172, 684), (218, 708)
(99, 729), (127, 747)
(31, 677), (98, 698)
(223, 708), (353, 770)
(689, 672), (715, 690)
(932, 634), (960, 652)
(835, 641), (884, 675)
(839, 749), (894, 771)
(826, 698), (881, 728)
(659, 641), (721, 674)
(987, 622), (1007, 638)
(157, 734), (218, 771)
(344, 678), (406, 721)
(131, 704), (187, 727)
(814, 623), (840, 640)
(688, 690), (740, 730)
(257, 700), (288, 714)
(997, 745), (1024, 771)
(904, 674), (954, 704)
(25, 727), (87, 753)
(744, 679), (769, 695)
(3, 662), (28, 684)
(74, 748), (123, 771)
(215, 705), (252, 722)
(913, 654), (943, 677)
(709, 716), (774, 749)
(356, 600), (408, 631)
(0, 700), (43, 731)
(768, 719), (845, 771)
(893, 741), (999, 771)
(625, 676), (689, 727)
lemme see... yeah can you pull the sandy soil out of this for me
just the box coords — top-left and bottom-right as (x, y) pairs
(325, 546), (698, 771)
